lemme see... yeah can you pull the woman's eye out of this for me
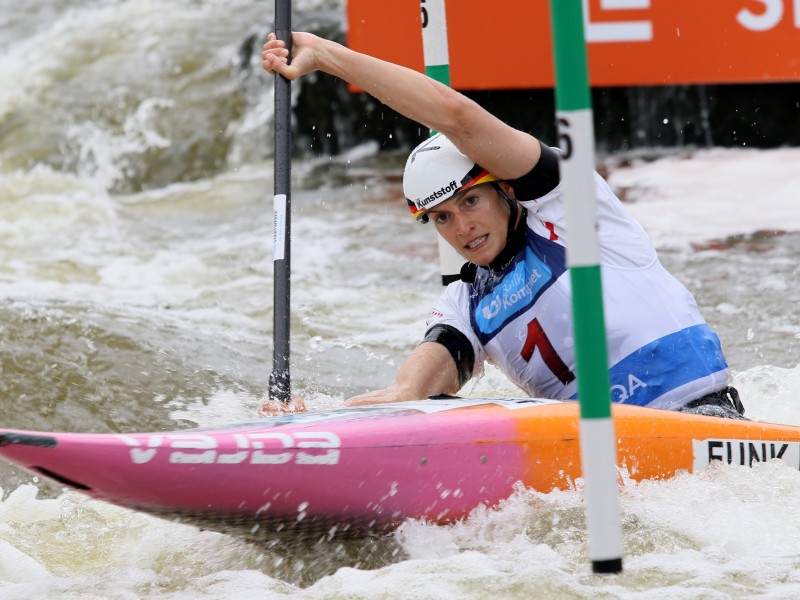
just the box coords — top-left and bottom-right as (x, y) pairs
(434, 214), (449, 225)
(464, 195), (478, 206)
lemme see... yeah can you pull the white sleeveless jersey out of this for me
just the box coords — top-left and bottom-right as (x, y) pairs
(426, 171), (729, 410)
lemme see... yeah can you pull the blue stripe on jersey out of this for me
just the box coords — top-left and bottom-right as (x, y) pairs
(569, 323), (729, 406)
(470, 231), (567, 345)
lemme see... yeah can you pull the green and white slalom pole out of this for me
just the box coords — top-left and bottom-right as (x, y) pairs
(420, 0), (462, 286)
(548, 0), (623, 574)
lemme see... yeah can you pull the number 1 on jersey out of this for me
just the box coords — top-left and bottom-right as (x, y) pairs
(520, 318), (576, 385)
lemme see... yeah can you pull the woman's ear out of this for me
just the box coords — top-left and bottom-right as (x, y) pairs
(498, 181), (516, 200)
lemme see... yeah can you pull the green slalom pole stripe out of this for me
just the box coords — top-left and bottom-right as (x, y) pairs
(550, 0), (590, 111)
(570, 265), (612, 420)
(425, 64), (451, 87)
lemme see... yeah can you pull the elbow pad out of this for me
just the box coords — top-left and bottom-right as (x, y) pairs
(508, 140), (561, 199)
(422, 324), (475, 388)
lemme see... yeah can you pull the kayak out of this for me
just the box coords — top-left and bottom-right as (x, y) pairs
(1, 397), (799, 540)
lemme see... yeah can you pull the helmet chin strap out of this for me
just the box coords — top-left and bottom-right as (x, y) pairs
(460, 183), (527, 283)
(488, 182), (526, 271)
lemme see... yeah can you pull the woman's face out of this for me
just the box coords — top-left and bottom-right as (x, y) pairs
(426, 183), (512, 266)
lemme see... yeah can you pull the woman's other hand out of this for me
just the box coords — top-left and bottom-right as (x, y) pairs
(258, 396), (307, 417)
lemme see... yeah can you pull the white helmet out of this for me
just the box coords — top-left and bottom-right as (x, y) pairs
(403, 133), (498, 222)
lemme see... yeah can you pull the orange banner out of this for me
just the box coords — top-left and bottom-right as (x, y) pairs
(347, 0), (800, 88)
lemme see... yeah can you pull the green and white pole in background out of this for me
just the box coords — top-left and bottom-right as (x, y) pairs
(548, 0), (623, 574)
(420, 0), (463, 286)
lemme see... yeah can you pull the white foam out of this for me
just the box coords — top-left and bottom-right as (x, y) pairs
(607, 147), (800, 249)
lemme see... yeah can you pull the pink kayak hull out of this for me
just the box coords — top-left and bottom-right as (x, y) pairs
(3, 398), (800, 539)
(0, 399), (539, 537)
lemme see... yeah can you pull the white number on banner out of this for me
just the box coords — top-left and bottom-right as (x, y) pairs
(737, 0), (800, 30)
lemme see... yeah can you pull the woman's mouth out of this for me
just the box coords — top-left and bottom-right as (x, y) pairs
(465, 235), (488, 251)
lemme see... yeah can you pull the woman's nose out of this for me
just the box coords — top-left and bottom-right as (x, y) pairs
(453, 212), (473, 236)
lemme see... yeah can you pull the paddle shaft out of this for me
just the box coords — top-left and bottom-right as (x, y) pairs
(269, 0), (292, 403)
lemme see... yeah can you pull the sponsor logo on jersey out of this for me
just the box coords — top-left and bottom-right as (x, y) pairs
(474, 249), (553, 335)
(611, 374), (648, 403)
(598, 325), (729, 407)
